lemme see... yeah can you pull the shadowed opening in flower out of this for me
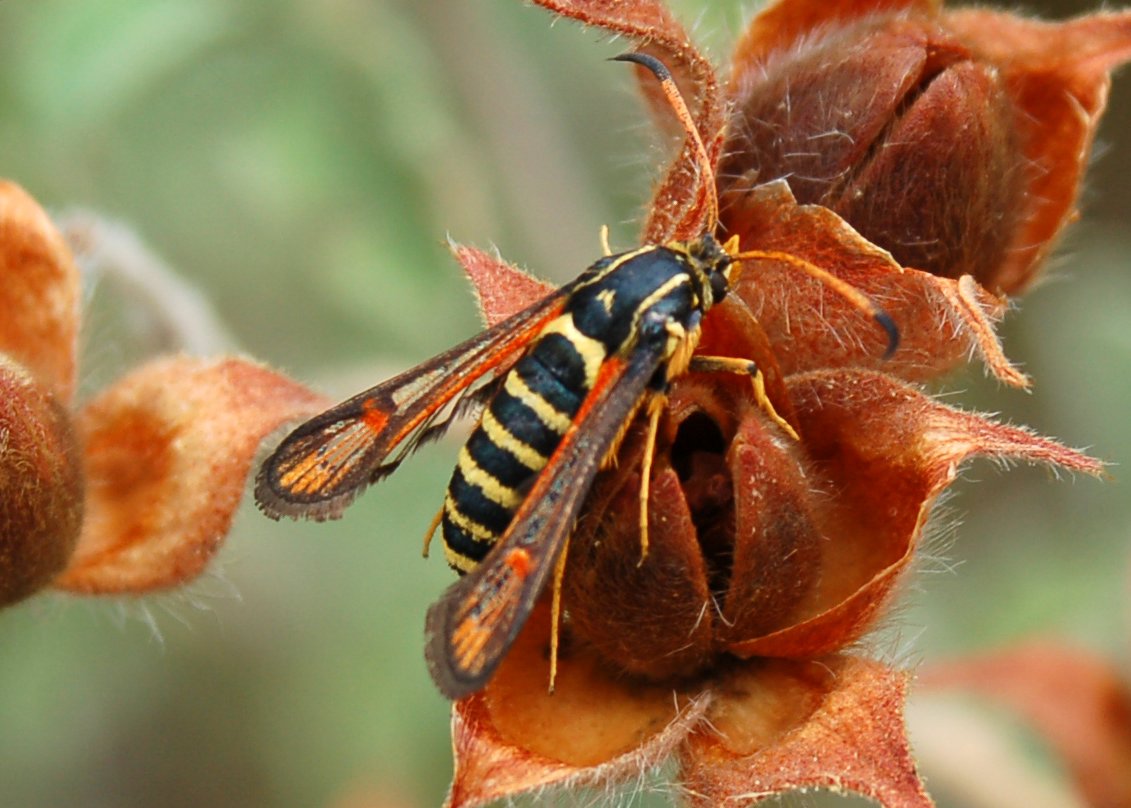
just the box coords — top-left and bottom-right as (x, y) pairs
(670, 410), (734, 599)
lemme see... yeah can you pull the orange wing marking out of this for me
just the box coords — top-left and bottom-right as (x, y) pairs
(360, 399), (389, 432)
(276, 420), (379, 494)
(450, 575), (518, 675)
(504, 547), (533, 579)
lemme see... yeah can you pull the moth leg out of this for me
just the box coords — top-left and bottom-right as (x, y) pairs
(422, 504), (445, 558)
(638, 394), (666, 566)
(689, 355), (800, 441)
(729, 249), (900, 358)
(548, 536), (572, 694)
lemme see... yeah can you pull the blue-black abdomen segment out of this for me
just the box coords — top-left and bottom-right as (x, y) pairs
(441, 346), (584, 573)
(499, 358), (579, 456)
(447, 463), (513, 534)
(527, 333), (590, 395)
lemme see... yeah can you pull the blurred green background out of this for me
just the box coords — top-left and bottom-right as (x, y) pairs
(0, 1), (1128, 806)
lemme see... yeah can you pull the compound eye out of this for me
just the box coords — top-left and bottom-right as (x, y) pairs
(710, 270), (728, 303)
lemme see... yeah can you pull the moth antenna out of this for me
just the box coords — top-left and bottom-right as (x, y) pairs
(614, 55), (897, 358)
(612, 52), (718, 229)
(732, 249), (900, 358)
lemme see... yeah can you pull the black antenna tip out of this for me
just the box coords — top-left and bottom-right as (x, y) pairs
(875, 310), (900, 359)
(610, 52), (672, 82)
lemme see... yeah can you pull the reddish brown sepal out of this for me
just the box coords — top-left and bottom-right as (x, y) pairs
(0, 182), (80, 402)
(55, 356), (330, 593)
(945, 9), (1131, 293)
(725, 181), (1027, 386)
(680, 656), (934, 808)
(449, 241), (554, 326)
(446, 602), (711, 808)
(526, 0), (725, 242)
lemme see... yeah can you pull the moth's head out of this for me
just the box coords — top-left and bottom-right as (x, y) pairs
(676, 232), (739, 310)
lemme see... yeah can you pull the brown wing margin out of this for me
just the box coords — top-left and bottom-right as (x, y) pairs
(423, 329), (670, 699)
(254, 287), (571, 522)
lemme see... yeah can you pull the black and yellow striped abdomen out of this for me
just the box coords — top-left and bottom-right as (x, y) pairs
(440, 330), (589, 572)
(440, 242), (718, 573)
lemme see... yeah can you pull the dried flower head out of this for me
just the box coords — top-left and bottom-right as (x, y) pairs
(0, 181), (328, 605)
(437, 239), (1101, 807)
(721, 5), (1024, 287)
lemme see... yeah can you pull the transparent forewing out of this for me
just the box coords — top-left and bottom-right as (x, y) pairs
(255, 288), (571, 521)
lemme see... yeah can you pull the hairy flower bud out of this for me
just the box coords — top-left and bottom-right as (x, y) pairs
(0, 355), (83, 605)
(565, 374), (820, 679)
(557, 302), (1104, 681)
(720, 15), (1023, 287)
(719, 2), (1131, 296)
